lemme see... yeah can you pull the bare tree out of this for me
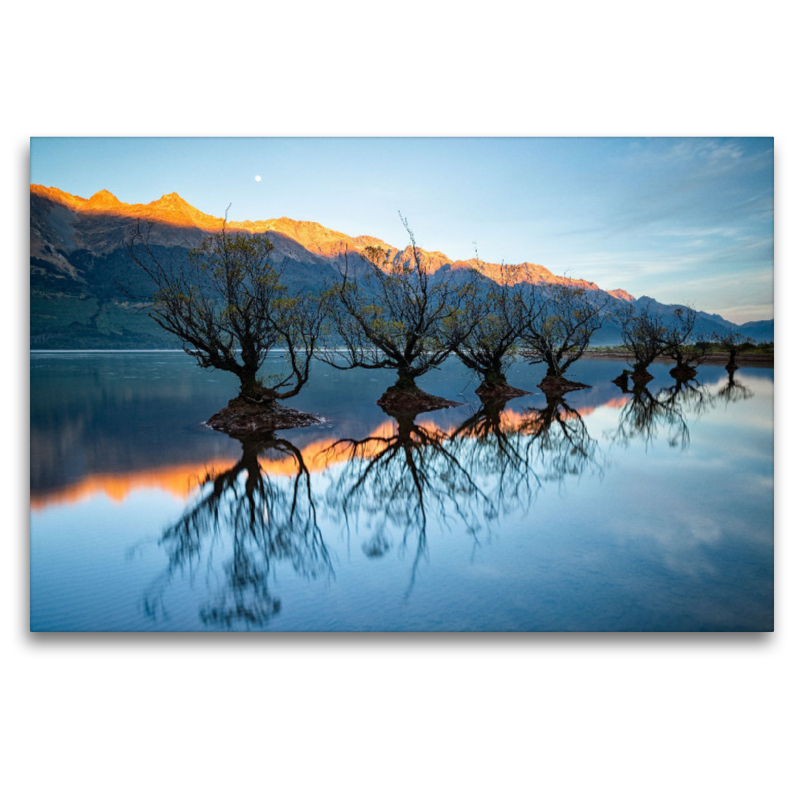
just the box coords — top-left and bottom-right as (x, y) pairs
(657, 307), (708, 378)
(321, 217), (479, 413)
(519, 285), (608, 394)
(128, 221), (328, 421)
(714, 329), (754, 371)
(616, 302), (668, 385)
(454, 265), (538, 399)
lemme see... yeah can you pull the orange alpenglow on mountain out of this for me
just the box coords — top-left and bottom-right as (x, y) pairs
(29, 184), (628, 295)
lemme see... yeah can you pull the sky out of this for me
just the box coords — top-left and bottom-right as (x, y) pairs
(30, 137), (774, 323)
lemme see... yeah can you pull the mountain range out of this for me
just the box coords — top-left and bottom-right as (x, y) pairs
(30, 185), (774, 349)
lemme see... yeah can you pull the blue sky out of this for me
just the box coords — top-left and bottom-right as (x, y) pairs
(30, 137), (773, 323)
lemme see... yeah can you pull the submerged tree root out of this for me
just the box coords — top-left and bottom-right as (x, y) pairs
(475, 382), (530, 401)
(538, 376), (590, 395)
(669, 365), (699, 380)
(377, 386), (461, 415)
(631, 371), (654, 386)
(207, 397), (322, 435)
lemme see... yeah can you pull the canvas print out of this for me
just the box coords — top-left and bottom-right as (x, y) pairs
(30, 137), (774, 632)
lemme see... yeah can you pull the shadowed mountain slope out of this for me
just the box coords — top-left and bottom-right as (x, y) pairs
(30, 185), (773, 349)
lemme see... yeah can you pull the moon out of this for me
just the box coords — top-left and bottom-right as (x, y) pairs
(254, 175), (262, 182)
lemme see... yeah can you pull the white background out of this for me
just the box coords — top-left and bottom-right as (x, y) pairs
(4, 2), (796, 798)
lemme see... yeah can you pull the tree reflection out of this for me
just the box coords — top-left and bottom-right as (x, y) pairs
(717, 368), (755, 406)
(611, 377), (715, 450)
(320, 411), (492, 590)
(517, 392), (601, 481)
(144, 432), (329, 629)
(449, 400), (541, 516)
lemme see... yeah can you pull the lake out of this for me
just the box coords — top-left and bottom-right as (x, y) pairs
(30, 352), (774, 631)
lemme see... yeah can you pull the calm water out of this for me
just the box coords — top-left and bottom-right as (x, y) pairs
(30, 352), (774, 631)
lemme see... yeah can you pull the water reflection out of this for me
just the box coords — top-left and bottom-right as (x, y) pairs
(31, 355), (772, 631)
(320, 411), (492, 589)
(518, 392), (602, 481)
(144, 433), (330, 629)
(611, 372), (754, 451)
(449, 400), (541, 517)
(717, 368), (755, 406)
(613, 378), (698, 449)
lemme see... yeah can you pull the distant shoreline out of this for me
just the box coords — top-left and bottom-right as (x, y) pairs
(30, 348), (775, 367)
(581, 350), (774, 367)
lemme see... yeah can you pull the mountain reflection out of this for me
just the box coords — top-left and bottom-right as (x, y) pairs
(41, 370), (761, 626)
(144, 433), (329, 628)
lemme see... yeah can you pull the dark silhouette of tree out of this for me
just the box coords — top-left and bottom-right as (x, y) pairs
(617, 302), (669, 385)
(143, 433), (329, 629)
(518, 285), (608, 393)
(714, 329), (754, 372)
(128, 221), (328, 408)
(454, 265), (538, 399)
(321, 217), (479, 412)
(319, 410), (491, 593)
(657, 307), (708, 378)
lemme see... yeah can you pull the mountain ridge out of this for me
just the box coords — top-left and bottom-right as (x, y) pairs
(29, 185), (773, 349)
(30, 185), (617, 294)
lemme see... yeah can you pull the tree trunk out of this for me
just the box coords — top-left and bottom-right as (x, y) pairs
(392, 370), (419, 393)
(481, 368), (508, 389)
(378, 369), (460, 413)
(476, 368), (528, 400)
(238, 372), (276, 405)
(545, 357), (562, 379)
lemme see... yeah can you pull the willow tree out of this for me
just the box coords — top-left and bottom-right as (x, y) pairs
(714, 329), (754, 371)
(657, 307), (705, 378)
(322, 219), (478, 412)
(616, 303), (668, 385)
(518, 285), (607, 394)
(128, 221), (328, 429)
(454, 265), (538, 399)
